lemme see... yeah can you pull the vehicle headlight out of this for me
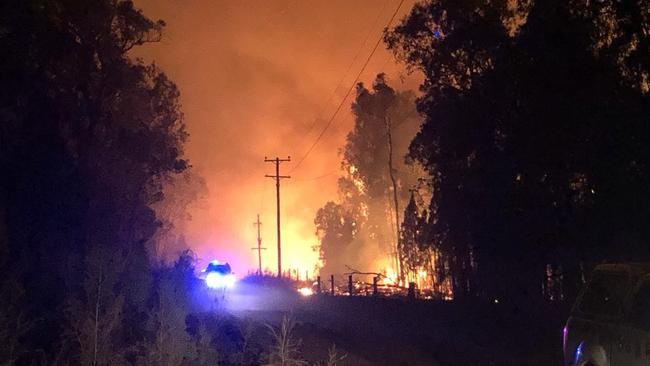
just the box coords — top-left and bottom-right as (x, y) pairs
(205, 272), (222, 288)
(205, 272), (236, 289)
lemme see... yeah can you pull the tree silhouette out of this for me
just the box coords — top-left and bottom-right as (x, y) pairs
(0, 0), (190, 361)
(66, 244), (127, 366)
(337, 74), (423, 278)
(141, 251), (199, 366)
(387, 0), (650, 303)
(399, 192), (426, 283)
(314, 202), (355, 275)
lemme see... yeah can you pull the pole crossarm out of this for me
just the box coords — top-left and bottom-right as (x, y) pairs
(265, 157), (291, 163)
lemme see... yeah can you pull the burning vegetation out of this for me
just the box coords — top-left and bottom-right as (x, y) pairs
(313, 74), (453, 297)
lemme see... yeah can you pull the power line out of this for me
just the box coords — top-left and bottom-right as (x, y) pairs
(301, 0), (389, 136)
(259, 172), (270, 217)
(290, 0), (406, 174)
(291, 172), (340, 182)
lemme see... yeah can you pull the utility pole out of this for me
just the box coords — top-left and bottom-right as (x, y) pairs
(264, 156), (291, 277)
(252, 214), (266, 275)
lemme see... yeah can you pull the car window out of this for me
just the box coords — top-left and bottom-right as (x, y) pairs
(578, 271), (629, 317)
(628, 280), (650, 331)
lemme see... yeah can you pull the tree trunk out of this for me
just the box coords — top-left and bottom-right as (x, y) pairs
(385, 116), (403, 283)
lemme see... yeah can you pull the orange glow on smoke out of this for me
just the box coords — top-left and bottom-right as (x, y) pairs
(132, 0), (420, 275)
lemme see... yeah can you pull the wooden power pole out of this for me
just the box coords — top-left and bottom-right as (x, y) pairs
(252, 214), (266, 275)
(264, 156), (290, 277)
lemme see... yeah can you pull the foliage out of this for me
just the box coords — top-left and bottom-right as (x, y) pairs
(195, 322), (220, 365)
(321, 345), (347, 366)
(314, 202), (355, 275)
(66, 244), (128, 366)
(140, 251), (198, 366)
(236, 317), (257, 366)
(265, 315), (306, 366)
(0, 279), (31, 366)
(387, 0), (650, 302)
(315, 74), (424, 277)
(149, 169), (208, 263)
(342, 75), (422, 262)
(0, 0), (190, 361)
(399, 193), (428, 282)
(569, 0), (650, 92)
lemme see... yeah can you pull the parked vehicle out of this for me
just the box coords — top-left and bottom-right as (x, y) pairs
(564, 263), (650, 366)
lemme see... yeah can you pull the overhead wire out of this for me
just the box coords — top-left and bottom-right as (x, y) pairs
(289, 0), (407, 174)
(301, 0), (389, 136)
(291, 172), (340, 182)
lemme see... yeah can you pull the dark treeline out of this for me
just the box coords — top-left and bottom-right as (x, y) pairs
(0, 1), (215, 364)
(383, 0), (650, 304)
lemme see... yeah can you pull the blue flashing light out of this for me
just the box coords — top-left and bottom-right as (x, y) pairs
(574, 343), (583, 364)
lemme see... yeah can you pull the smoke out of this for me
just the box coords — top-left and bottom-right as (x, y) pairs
(132, 0), (421, 274)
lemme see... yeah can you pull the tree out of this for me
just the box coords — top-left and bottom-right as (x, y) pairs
(338, 74), (423, 279)
(66, 244), (127, 366)
(265, 316), (306, 366)
(570, 0), (650, 93)
(0, 0), (190, 361)
(399, 192), (427, 283)
(321, 345), (347, 366)
(148, 169), (208, 263)
(141, 251), (199, 366)
(314, 202), (355, 275)
(386, 0), (650, 302)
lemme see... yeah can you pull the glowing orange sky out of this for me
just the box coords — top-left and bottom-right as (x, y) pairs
(133, 0), (420, 275)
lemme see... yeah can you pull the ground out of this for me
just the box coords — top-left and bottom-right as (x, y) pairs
(219, 280), (568, 366)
